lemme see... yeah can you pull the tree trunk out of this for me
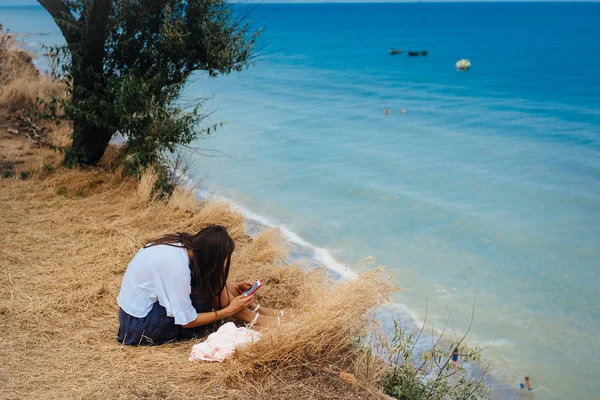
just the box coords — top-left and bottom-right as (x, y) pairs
(62, 66), (113, 166)
(64, 123), (113, 167)
(39, 0), (113, 167)
(64, 72), (113, 167)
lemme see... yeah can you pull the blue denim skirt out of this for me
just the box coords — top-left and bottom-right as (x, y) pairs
(117, 294), (214, 345)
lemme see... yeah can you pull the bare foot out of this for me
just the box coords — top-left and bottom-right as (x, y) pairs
(253, 314), (281, 328)
(255, 305), (285, 317)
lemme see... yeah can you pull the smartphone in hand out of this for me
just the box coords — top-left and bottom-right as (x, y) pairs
(243, 280), (262, 297)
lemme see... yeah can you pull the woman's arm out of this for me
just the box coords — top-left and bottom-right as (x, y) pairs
(182, 292), (254, 328)
(182, 308), (230, 328)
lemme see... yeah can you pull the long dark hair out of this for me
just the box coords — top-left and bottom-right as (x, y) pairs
(144, 225), (235, 308)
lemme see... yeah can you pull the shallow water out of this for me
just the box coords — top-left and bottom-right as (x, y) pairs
(3, 3), (599, 398)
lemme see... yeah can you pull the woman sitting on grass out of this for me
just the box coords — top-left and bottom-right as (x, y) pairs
(117, 225), (282, 345)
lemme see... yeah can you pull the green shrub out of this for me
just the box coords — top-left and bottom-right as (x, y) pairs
(41, 163), (54, 173)
(19, 170), (32, 180)
(381, 318), (490, 400)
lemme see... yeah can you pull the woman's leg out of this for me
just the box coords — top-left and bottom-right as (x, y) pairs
(180, 287), (269, 339)
(226, 281), (284, 317)
(219, 286), (256, 323)
(117, 302), (181, 345)
(219, 286), (279, 327)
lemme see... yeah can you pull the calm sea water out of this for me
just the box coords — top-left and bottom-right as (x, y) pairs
(2, 3), (599, 399)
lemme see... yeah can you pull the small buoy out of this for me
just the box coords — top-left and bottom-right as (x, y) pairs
(401, 109), (407, 114)
(383, 108), (391, 115)
(456, 59), (471, 71)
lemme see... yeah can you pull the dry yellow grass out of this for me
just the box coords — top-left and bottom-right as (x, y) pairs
(0, 126), (397, 399)
(0, 73), (62, 116)
(0, 29), (64, 120)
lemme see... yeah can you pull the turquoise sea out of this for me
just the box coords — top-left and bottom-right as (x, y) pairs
(2, 2), (599, 399)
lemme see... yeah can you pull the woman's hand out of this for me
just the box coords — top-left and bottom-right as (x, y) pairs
(226, 293), (254, 316)
(234, 281), (253, 295)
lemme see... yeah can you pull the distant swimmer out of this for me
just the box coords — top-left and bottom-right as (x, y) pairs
(451, 346), (459, 371)
(401, 109), (407, 114)
(519, 376), (534, 399)
(383, 108), (391, 115)
(520, 376), (532, 391)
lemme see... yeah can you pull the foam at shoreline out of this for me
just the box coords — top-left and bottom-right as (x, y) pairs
(194, 184), (358, 281)
(189, 180), (519, 399)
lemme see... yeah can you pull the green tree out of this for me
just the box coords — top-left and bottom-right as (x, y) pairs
(39, 0), (258, 167)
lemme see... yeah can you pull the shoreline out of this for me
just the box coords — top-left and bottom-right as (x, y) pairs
(190, 180), (521, 400)
(193, 184), (357, 281)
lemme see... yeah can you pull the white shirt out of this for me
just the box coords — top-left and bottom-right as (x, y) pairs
(117, 244), (198, 325)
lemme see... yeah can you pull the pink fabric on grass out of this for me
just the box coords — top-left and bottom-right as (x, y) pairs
(189, 322), (261, 362)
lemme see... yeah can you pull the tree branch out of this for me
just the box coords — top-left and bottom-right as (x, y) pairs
(420, 299), (477, 400)
(465, 362), (491, 400)
(37, 0), (79, 45)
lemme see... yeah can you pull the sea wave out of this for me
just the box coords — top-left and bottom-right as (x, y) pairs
(194, 183), (358, 280)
